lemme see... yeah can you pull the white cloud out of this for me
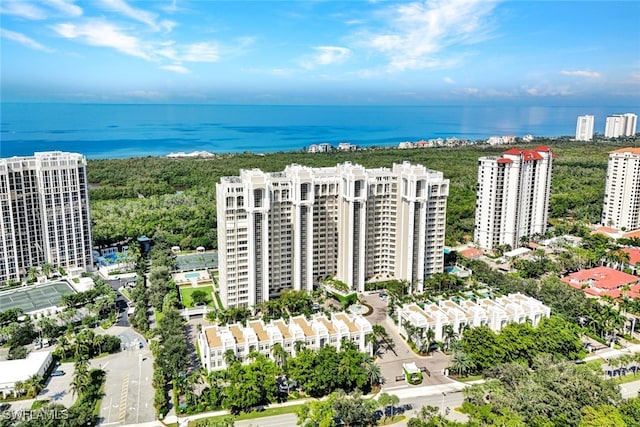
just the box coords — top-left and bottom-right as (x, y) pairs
(443, 76), (455, 84)
(560, 70), (601, 78)
(631, 72), (640, 82)
(0, 0), (47, 20)
(181, 42), (219, 62)
(524, 85), (572, 97)
(1, 28), (50, 51)
(361, 0), (498, 71)
(161, 64), (190, 74)
(301, 46), (351, 69)
(99, 0), (175, 32)
(52, 20), (150, 60)
(43, 0), (82, 17)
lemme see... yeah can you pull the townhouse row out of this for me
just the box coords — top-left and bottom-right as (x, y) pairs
(397, 293), (551, 344)
(197, 312), (373, 372)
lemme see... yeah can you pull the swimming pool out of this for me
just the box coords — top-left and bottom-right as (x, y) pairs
(185, 272), (201, 279)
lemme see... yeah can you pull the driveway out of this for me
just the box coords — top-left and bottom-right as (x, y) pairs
(361, 293), (454, 390)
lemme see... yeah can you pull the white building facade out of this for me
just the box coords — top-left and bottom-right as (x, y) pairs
(217, 162), (449, 308)
(0, 152), (92, 284)
(397, 293), (550, 343)
(575, 115), (595, 141)
(602, 148), (640, 230)
(474, 147), (554, 250)
(197, 312), (373, 371)
(605, 114), (638, 138)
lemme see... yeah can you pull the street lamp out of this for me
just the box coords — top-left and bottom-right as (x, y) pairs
(441, 391), (446, 415)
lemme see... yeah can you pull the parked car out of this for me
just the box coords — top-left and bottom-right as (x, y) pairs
(51, 370), (65, 377)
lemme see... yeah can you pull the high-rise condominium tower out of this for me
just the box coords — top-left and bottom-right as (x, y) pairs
(605, 113), (638, 138)
(216, 162), (449, 308)
(575, 115), (595, 141)
(602, 148), (640, 231)
(474, 147), (554, 251)
(0, 152), (93, 284)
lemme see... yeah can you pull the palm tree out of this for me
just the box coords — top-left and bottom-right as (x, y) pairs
(223, 349), (237, 367)
(71, 358), (91, 397)
(271, 343), (288, 369)
(442, 324), (458, 352)
(361, 357), (383, 388)
(420, 327), (436, 355)
(450, 350), (473, 377)
(13, 380), (26, 397)
(41, 263), (54, 278)
(23, 375), (44, 398)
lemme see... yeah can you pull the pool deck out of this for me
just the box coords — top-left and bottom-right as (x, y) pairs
(173, 269), (212, 285)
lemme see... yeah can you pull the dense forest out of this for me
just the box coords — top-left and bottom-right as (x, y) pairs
(87, 138), (635, 248)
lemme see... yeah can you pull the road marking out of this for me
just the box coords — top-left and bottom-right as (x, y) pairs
(118, 373), (129, 424)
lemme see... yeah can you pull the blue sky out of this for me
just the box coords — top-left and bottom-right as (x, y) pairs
(1, 0), (639, 104)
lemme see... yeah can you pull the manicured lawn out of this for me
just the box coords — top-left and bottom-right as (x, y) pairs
(180, 285), (214, 308)
(187, 404), (304, 426)
(612, 373), (640, 385)
(454, 374), (483, 383)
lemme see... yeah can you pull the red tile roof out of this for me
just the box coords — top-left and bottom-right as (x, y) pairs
(611, 147), (640, 155)
(497, 158), (513, 164)
(460, 248), (484, 259)
(625, 229), (640, 239)
(502, 148), (543, 161)
(622, 248), (640, 266)
(562, 266), (640, 290)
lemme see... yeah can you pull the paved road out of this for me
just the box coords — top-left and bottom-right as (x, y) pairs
(96, 327), (156, 426)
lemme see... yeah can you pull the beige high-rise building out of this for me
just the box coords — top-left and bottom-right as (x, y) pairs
(0, 152), (93, 284)
(602, 148), (640, 230)
(575, 115), (595, 141)
(216, 162), (449, 308)
(474, 147), (554, 250)
(605, 113), (638, 138)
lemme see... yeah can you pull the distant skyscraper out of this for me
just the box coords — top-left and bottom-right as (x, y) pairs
(0, 152), (93, 284)
(216, 162), (449, 308)
(602, 148), (640, 230)
(605, 113), (638, 138)
(474, 147), (554, 250)
(575, 115), (595, 141)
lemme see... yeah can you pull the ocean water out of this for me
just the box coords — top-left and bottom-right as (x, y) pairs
(0, 103), (637, 159)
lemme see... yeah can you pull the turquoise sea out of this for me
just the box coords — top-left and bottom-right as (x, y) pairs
(0, 103), (637, 159)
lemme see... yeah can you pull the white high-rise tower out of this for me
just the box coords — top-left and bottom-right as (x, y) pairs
(474, 146), (554, 250)
(216, 162), (449, 308)
(602, 148), (640, 230)
(575, 115), (595, 141)
(0, 152), (93, 284)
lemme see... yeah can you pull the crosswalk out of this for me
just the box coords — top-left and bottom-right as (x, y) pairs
(118, 373), (129, 424)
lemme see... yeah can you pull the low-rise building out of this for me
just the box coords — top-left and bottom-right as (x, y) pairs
(561, 266), (640, 299)
(198, 312), (373, 371)
(0, 351), (53, 398)
(397, 293), (550, 342)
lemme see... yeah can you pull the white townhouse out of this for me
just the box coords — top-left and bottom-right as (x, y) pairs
(397, 293), (550, 343)
(198, 312), (373, 372)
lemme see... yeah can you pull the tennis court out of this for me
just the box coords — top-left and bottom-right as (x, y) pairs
(175, 251), (218, 272)
(0, 282), (76, 313)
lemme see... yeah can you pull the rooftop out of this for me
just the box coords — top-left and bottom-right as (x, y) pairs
(562, 266), (640, 291)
